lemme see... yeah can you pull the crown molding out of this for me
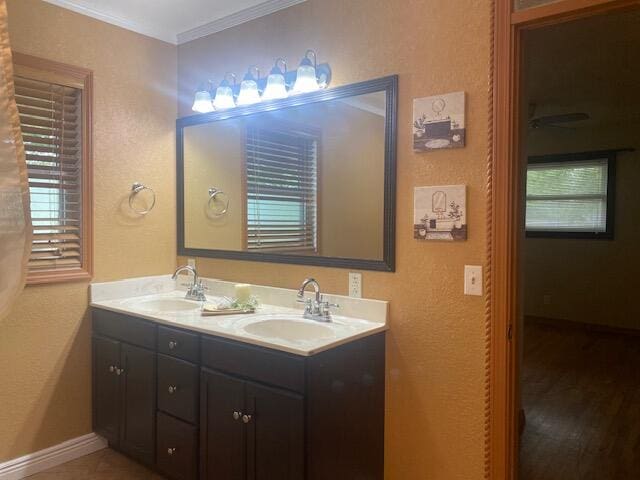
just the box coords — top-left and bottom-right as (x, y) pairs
(41, 0), (177, 44)
(176, 0), (307, 44)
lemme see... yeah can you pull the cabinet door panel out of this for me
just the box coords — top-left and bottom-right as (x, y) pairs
(245, 382), (304, 480)
(200, 369), (245, 480)
(93, 335), (120, 445)
(119, 343), (156, 465)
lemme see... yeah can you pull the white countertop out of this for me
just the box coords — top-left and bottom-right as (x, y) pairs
(90, 275), (388, 356)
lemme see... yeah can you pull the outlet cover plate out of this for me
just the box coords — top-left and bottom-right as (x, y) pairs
(349, 272), (362, 298)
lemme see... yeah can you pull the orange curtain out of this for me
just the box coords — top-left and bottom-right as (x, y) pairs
(0, 0), (31, 320)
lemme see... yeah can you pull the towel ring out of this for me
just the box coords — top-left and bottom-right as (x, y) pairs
(208, 187), (229, 217)
(129, 182), (156, 215)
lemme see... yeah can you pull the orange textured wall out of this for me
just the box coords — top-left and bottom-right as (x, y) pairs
(177, 1), (490, 478)
(0, 0), (176, 461)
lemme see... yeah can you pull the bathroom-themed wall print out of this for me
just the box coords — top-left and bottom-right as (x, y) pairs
(413, 91), (466, 151)
(414, 185), (467, 241)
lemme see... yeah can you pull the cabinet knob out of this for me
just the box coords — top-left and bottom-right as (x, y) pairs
(109, 365), (115, 373)
(115, 368), (124, 376)
(168, 385), (178, 394)
(168, 341), (178, 350)
(233, 411), (242, 421)
(167, 447), (176, 456)
(242, 414), (252, 424)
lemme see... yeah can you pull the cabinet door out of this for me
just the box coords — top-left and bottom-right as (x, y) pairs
(245, 382), (304, 480)
(93, 335), (120, 445)
(200, 369), (245, 480)
(119, 343), (156, 465)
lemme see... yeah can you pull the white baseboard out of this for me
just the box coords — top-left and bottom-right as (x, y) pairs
(0, 433), (108, 480)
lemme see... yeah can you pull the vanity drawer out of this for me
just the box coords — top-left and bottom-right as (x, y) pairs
(157, 326), (199, 363)
(156, 412), (198, 480)
(200, 335), (305, 393)
(158, 354), (199, 424)
(92, 308), (156, 350)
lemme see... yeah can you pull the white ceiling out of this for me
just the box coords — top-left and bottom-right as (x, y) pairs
(42, 0), (306, 45)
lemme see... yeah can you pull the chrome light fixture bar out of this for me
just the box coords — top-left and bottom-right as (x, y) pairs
(190, 50), (331, 113)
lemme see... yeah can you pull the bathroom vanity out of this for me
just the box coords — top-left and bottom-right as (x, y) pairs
(90, 276), (387, 480)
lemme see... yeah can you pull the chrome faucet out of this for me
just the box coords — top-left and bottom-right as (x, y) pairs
(297, 278), (339, 322)
(172, 265), (207, 302)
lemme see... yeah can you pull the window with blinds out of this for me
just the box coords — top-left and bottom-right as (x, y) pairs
(14, 53), (92, 283)
(245, 125), (319, 252)
(525, 154), (614, 238)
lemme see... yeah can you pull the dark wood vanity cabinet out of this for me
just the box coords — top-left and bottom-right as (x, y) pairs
(92, 308), (385, 480)
(200, 369), (304, 480)
(92, 335), (156, 466)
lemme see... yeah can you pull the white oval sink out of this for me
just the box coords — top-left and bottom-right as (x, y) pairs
(132, 298), (201, 313)
(243, 319), (335, 342)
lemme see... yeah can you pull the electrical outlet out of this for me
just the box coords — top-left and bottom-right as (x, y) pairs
(543, 294), (551, 305)
(464, 265), (483, 296)
(187, 258), (196, 268)
(349, 272), (362, 298)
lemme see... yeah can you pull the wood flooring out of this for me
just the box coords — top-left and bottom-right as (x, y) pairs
(519, 319), (640, 480)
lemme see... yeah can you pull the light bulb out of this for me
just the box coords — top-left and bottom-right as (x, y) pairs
(293, 51), (320, 94)
(263, 60), (288, 100)
(237, 79), (261, 105)
(213, 84), (235, 110)
(191, 90), (214, 113)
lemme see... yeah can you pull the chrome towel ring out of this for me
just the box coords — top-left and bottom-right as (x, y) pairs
(129, 182), (156, 215)
(208, 187), (229, 217)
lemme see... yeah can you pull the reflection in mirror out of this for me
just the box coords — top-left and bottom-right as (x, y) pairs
(182, 91), (387, 262)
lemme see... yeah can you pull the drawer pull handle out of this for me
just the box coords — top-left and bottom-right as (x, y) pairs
(167, 447), (176, 455)
(168, 385), (178, 394)
(232, 411), (242, 421)
(242, 414), (252, 424)
(168, 341), (178, 350)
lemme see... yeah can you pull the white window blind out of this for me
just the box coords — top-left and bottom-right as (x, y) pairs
(15, 75), (84, 272)
(525, 158), (609, 233)
(245, 126), (318, 252)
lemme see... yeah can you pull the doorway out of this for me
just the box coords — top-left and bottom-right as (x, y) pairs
(490, 1), (640, 479)
(518, 8), (640, 479)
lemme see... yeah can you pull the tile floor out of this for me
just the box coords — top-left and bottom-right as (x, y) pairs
(26, 448), (165, 479)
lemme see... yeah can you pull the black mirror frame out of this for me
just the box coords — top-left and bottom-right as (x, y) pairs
(176, 75), (397, 272)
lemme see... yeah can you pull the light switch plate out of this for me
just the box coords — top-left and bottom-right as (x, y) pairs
(464, 265), (483, 296)
(349, 272), (362, 298)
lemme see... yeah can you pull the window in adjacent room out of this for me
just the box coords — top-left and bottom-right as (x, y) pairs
(244, 124), (319, 253)
(525, 150), (620, 239)
(13, 53), (93, 283)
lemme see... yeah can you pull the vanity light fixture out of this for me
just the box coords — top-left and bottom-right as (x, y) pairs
(212, 73), (237, 110)
(237, 66), (262, 106)
(191, 51), (332, 111)
(262, 58), (289, 100)
(292, 49), (320, 94)
(191, 81), (214, 113)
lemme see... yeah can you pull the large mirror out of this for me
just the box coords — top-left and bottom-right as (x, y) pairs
(177, 76), (397, 271)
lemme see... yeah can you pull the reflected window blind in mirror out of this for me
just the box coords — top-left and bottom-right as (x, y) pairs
(15, 75), (84, 274)
(525, 154), (614, 238)
(245, 126), (319, 252)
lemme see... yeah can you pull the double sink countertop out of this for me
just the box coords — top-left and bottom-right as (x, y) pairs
(90, 275), (388, 356)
